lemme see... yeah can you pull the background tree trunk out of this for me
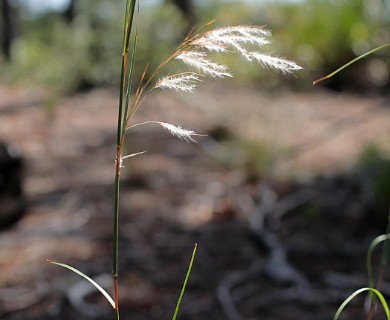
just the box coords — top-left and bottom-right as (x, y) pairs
(169, 0), (196, 34)
(63, 0), (75, 23)
(1, 0), (15, 60)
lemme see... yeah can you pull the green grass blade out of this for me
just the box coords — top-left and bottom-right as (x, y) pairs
(381, 211), (390, 268)
(48, 259), (115, 309)
(313, 42), (390, 85)
(333, 287), (390, 320)
(172, 243), (198, 320)
(122, 27), (139, 134)
(367, 234), (390, 288)
(122, 0), (137, 55)
(118, 0), (138, 145)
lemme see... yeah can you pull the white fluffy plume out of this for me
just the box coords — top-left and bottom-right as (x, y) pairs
(159, 122), (199, 143)
(156, 73), (202, 93)
(154, 25), (301, 92)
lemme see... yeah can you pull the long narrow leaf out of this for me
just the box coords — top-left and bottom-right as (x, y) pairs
(381, 212), (390, 268)
(313, 43), (390, 85)
(122, 0), (138, 54)
(333, 287), (390, 320)
(172, 244), (198, 320)
(48, 260), (115, 309)
(122, 27), (139, 135)
(118, 0), (138, 145)
(367, 234), (390, 288)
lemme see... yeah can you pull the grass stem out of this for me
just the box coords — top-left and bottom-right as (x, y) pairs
(172, 243), (198, 320)
(113, 1), (138, 318)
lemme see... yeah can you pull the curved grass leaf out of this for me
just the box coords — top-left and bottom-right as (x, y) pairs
(48, 259), (115, 309)
(367, 234), (390, 288)
(333, 287), (390, 320)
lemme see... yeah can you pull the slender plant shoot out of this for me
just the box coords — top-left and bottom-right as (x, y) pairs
(172, 243), (198, 320)
(313, 42), (390, 85)
(48, 1), (301, 319)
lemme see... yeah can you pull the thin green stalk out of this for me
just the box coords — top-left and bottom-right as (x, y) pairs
(367, 212), (390, 320)
(172, 243), (198, 320)
(367, 217), (390, 289)
(122, 30), (138, 135)
(313, 42), (390, 85)
(380, 211), (390, 269)
(113, 153), (121, 320)
(367, 235), (390, 288)
(118, 0), (138, 145)
(122, 0), (137, 56)
(117, 58), (126, 146)
(366, 233), (390, 320)
(113, 1), (138, 319)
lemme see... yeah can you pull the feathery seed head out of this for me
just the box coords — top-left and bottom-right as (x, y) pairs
(159, 122), (199, 143)
(250, 52), (303, 74)
(192, 25), (271, 57)
(156, 73), (202, 93)
(205, 26), (271, 47)
(191, 37), (230, 53)
(127, 121), (202, 143)
(175, 52), (233, 78)
(153, 25), (301, 97)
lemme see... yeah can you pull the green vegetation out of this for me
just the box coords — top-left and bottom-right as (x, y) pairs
(2, 1), (389, 93)
(357, 144), (390, 207)
(333, 233), (390, 320)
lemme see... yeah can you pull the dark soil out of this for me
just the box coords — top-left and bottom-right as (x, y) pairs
(0, 82), (390, 319)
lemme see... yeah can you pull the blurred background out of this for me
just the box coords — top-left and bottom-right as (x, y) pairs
(1, 0), (390, 93)
(1, 0), (390, 319)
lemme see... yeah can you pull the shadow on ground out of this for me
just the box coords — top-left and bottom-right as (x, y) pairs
(0, 83), (390, 319)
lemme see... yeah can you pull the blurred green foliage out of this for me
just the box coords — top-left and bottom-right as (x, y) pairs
(270, 0), (390, 91)
(1, 0), (389, 93)
(357, 144), (390, 204)
(354, 143), (390, 224)
(1, 1), (123, 92)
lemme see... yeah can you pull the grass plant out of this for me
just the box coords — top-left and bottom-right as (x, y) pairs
(315, 42), (390, 320)
(332, 232), (390, 320)
(48, 0), (301, 318)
